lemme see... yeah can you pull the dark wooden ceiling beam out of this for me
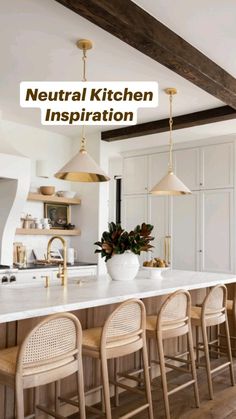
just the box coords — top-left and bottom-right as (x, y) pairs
(55, 0), (236, 109)
(101, 106), (236, 142)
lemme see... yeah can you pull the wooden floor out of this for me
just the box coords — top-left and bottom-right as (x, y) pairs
(70, 357), (236, 419)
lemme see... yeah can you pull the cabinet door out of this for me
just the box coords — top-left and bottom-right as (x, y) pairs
(122, 195), (147, 230)
(200, 189), (234, 273)
(123, 156), (148, 194)
(174, 148), (199, 191)
(201, 143), (234, 189)
(148, 152), (169, 191)
(148, 195), (169, 261)
(171, 192), (199, 271)
(122, 195), (148, 264)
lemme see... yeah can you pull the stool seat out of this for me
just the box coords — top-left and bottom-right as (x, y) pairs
(0, 346), (18, 375)
(146, 315), (186, 331)
(83, 326), (141, 351)
(191, 305), (225, 324)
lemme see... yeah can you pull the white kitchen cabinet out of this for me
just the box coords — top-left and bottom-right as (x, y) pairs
(148, 195), (170, 261)
(171, 192), (199, 270)
(148, 152), (169, 191)
(201, 142), (234, 189)
(200, 189), (234, 273)
(122, 195), (147, 230)
(123, 156), (148, 194)
(174, 148), (199, 191)
(67, 266), (97, 278)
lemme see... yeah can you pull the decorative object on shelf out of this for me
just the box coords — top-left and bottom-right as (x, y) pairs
(21, 214), (34, 229)
(56, 191), (76, 198)
(44, 203), (70, 229)
(150, 88), (191, 195)
(40, 186), (55, 196)
(55, 39), (110, 183)
(95, 222), (154, 281)
(41, 218), (52, 229)
(63, 223), (75, 230)
(36, 160), (50, 178)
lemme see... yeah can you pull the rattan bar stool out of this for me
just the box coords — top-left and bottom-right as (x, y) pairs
(82, 299), (153, 419)
(218, 284), (236, 355)
(0, 313), (86, 419)
(191, 284), (235, 400)
(146, 289), (200, 419)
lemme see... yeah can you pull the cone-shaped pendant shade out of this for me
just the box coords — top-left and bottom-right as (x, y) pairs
(55, 148), (110, 182)
(150, 171), (191, 195)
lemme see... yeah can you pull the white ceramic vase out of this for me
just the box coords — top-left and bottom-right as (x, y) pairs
(106, 251), (139, 281)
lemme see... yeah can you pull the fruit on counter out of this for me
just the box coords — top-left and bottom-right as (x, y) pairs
(143, 258), (168, 268)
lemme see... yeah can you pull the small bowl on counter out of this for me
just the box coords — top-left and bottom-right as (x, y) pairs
(56, 191), (76, 198)
(142, 266), (170, 279)
(40, 186), (55, 196)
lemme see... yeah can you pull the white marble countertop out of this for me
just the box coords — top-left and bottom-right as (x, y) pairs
(0, 269), (235, 323)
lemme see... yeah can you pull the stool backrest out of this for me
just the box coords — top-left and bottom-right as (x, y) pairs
(17, 313), (82, 373)
(102, 299), (145, 346)
(157, 290), (191, 330)
(202, 284), (227, 317)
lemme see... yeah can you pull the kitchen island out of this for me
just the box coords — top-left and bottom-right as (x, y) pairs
(0, 269), (235, 323)
(0, 269), (236, 417)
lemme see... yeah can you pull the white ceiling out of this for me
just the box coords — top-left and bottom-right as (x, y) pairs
(0, 0), (230, 140)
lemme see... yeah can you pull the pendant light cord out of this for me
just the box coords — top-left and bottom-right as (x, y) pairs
(80, 47), (87, 150)
(168, 92), (173, 173)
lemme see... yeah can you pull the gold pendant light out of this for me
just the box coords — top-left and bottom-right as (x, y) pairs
(150, 88), (191, 195)
(55, 39), (110, 182)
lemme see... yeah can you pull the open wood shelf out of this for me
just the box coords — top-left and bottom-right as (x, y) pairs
(27, 193), (81, 205)
(16, 228), (81, 236)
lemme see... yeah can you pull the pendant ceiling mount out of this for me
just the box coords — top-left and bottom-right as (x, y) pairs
(55, 39), (110, 183)
(150, 87), (191, 196)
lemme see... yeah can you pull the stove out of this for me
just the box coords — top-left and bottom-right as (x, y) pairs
(0, 265), (18, 284)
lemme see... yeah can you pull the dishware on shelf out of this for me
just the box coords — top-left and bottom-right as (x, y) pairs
(40, 186), (55, 196)
(56, 191), (76, 198)
(142, 266), (170, 279)
(41, 218), (51, 229)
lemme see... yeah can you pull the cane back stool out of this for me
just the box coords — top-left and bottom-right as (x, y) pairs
(82, 298), (154, 419)
(191, 284), (235, 400)
(0, 313), (86, 419)
(146, 289), (200, 419)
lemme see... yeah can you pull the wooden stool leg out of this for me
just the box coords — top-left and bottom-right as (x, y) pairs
(157, 332), (170, 419)
(15, 378), (24, 419)
(195, 325), (200, 367)
(77, 357), (86, 419)
(34, 386), (40, 418)
(187, 327), (200, 408)
(142, 339), (154, 419)
(55, 381), (60, 412)
(202, 325), (214, 400)
(114, 357), (119, 407)
(101, 355), (112, 419)
(225, 316), (235, 387)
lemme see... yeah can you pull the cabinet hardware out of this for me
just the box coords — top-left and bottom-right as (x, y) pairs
(41, 275), (50, 288)
(164, 236), (171, 265)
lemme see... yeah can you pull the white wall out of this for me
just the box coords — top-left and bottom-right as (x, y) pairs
(0, 118), (75, 261)
(70, 133), (101, 263)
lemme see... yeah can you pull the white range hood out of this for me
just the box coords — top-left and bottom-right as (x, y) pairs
(0, 141), (31, 266)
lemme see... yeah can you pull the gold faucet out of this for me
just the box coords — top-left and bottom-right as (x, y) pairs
(47, 236), (68, 286)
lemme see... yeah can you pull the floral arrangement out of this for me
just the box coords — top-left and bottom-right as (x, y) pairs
(94, 222), (154, 262)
